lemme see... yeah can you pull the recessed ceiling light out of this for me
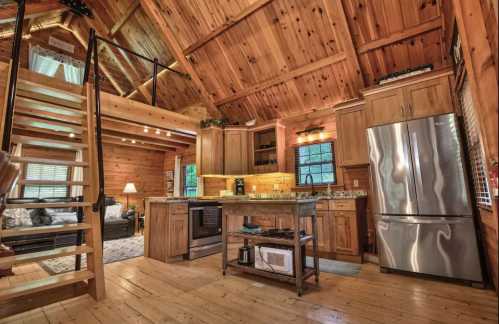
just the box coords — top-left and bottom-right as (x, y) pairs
(144, 127), (149, 133)
(155, 129), (161, 135)
(131, 140), (136, 144)
(121, 138), (126, 142)
(166, 131), (171, 137)
(69, 133), (75, 138)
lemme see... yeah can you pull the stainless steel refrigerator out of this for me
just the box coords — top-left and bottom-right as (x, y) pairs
(368, 113), (483, 282)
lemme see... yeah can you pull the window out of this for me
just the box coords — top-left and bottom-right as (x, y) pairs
(460, 78), (492, 207)
(23, 163), (69, 199)
(183, 164), (197, 197)
(295, 142), (336, 186)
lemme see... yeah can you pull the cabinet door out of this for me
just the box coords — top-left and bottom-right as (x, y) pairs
(365, 88), (406, 127)
(167, 207), (188, 257)
(148, 204), (168, 261)
(305, 211), (331, 253)
(404, 77), (453, 119)
(196, 127), (224, 176)
(337, 106), (368, 166)
(224, 129), (248, 175)
(333, 211), (359, 255)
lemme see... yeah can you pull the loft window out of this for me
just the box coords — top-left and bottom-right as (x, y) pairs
(183, 164), (197, 197)
(23, 163), (70, 199)
(295, 142), (336, 186)
(29, 45), (84, 85)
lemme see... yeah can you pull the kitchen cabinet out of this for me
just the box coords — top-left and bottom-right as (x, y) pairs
(305, 210), (331, 253)
(335, 100), (369, 166)
(249, 122), (286, 174)
(363, 69), (454, 127)
(196, 126), (224, 176)
(224, 127), (248, 175)
(330, 198), (367, 259)
(145, 201), (188, 262)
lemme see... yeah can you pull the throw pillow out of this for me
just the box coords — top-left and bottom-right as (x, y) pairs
(29, 209), (52, 226)
(2, 208), (33, 228)
(50, 212), (78, 225)
(104, 203), (123, 221)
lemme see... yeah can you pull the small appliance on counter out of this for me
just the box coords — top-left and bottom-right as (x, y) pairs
(235, 178), (245, 195)
(238, 245), (254, 265)
(254, 244), (305, 276)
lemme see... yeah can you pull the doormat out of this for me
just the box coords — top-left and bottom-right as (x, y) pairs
(39, 235), (144, 274)
(305, 256), (361, 276)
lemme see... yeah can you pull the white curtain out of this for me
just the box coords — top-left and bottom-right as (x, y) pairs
(174, 156), (181, 197)
(63, 63), (84, 85)
(29, 45), (60, 77)
(8, 143), (22, 198)
(71, 150), (83, 197)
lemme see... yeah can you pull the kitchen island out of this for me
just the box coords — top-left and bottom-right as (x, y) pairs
(221, 199), (319, 296)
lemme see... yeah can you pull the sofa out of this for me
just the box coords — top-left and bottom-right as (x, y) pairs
(1, 196), (135, 254)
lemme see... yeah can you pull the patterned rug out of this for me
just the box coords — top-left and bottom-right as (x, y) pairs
(305, 256), (361, 276)
(40, 235), (144, 274)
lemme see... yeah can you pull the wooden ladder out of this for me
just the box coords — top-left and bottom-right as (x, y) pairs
(0, 60), (105, 317)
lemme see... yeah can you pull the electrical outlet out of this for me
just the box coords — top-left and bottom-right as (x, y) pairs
(353, 179), (359, 188)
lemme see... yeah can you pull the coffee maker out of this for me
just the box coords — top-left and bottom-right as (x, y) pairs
(235, 178), (245, 195)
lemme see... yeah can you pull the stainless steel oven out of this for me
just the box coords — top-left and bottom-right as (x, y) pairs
(188, 201), (222, 259)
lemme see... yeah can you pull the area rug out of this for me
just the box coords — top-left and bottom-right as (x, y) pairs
(305, 256), (361, 276)
(40, 235), (144, 274)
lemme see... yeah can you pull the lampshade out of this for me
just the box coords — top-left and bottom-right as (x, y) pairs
(123, 182), (137, 194)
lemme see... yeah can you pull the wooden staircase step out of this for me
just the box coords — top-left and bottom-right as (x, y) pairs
(0, 270), (94, 301)
(15, 96), (85, 117)
(14, 115), (84, 134)
(10, 156), (89, 167)
(5, 202), (92, 209)
(16, 90), (83, 111)
(19, 180), (89, 186)
(0, 245), (93, 268)
(17, 79), (86, 104)
(11, 135), (88, 150)
(1, 223), (92, 238)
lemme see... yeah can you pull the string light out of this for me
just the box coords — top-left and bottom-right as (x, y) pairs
(131, 140), (136, 144)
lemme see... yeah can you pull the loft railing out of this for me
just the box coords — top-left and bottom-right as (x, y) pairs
(1, 0), (25, 152)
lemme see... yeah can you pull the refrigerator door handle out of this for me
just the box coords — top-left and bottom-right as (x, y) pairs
(411, 133), (424, 193)
(380, 215), (470, 224)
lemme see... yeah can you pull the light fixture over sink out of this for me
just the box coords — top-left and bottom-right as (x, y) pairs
(296, 126), (331, 144)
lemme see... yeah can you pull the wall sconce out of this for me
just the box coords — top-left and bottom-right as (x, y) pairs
(296, 127), (329, 144)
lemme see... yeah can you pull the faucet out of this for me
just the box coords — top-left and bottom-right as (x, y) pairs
(304, 173), (317, 197)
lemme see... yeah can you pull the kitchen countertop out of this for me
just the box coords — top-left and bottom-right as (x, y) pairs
(145, 195), (366, 204)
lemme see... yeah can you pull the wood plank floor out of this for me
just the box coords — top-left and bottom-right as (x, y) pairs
(0, 253), (497, 324)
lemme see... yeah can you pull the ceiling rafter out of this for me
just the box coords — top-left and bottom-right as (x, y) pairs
(139, 0), (222, 119)
(109, 0), (140, 38)
(0, 1), (67, 24)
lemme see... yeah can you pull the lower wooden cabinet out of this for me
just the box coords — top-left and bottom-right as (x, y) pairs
(332, 210), (358, 255)
(145, 201), (188, 262)
(305, 210), (332, 253)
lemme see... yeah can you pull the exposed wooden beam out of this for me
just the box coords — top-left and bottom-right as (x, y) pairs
(357, 16), (442, 54)
(103, 130), (185, 149)
(62, 12), (74, 28)
(100, 91), (200, 134)
(102, 136), (173, 152)
(70, 27), (126, 96)
(182, 0), (274, 55)
(109, 0), (140, 38)
(214, 52), (347, 106)
(139, 0), (222, 119)
(0, 1), (67, 24)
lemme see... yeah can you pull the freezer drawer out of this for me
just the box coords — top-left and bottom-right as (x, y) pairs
(376, 215), (483, 282)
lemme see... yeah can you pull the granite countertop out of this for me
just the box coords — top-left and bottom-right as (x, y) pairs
(145, 195), (367, 204)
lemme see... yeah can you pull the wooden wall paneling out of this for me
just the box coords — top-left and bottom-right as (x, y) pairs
(0, 2), (67, 24)
(454, 0), (498, 292)
(139, 0), (223, 119)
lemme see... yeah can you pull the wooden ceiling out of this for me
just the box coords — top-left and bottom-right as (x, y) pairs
(0, 0), (450, 124)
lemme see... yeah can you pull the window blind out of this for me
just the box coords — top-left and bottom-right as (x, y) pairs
(23, 163), (69, 199)
(460, 79), (492, 207)
(295, 142), (336, 186)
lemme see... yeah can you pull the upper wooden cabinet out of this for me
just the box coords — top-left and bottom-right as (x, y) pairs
(196, 126), (224, 176)
(224, 127), (248, 175)
(335, 100), (369, 166)
(363, 69), (454, 127)
(249, 122), (286, 174)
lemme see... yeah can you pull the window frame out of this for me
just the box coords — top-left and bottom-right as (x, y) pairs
(22, 162), (71, 199)
(295, 141), (337, 187)
(183, 163), (198, 197)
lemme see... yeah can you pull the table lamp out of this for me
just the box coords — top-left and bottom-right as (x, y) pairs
(123, 182), (137, 210)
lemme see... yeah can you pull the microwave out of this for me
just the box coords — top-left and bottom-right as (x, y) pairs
(254, 244), (305, 276)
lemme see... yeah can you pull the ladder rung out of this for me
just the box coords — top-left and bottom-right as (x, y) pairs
(11, 135), (88, 150)
(10, 157), (89, 167)
(16, 90), (82, 110)
(15, 96), (85, 116)
(0, 245), (93, 268)
(1, 223), (92, 238)
(0, 270), (94, 301)
(19, 180), (88, 186)
(5, 202), (92, 209)
(14, 115), (84, 134)
(17, 79), (86, 103)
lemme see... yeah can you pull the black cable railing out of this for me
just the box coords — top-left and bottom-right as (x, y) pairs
(1, 0), (25, 152)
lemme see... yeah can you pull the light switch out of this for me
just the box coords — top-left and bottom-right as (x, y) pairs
(353, 179), (359, 188)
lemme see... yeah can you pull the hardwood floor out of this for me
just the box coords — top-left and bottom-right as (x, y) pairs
(0, 252), (497, 324)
